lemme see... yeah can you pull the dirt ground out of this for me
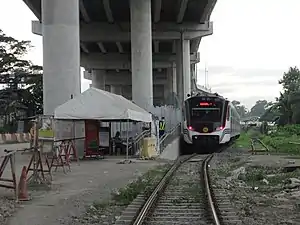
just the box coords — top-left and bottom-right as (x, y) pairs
(0, 143), (167, 225)
(212, 148), (300, 225)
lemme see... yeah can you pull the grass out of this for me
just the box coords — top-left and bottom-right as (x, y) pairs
(83, 163), (172, 222)
(239, 165), (300, 191)
(234, 128), (300, 155)
(234, 132), (252, 148)
(262, 135), (300, 155)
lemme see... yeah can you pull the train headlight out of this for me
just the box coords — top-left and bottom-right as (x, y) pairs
(216, 126), (224, 131)
(188, 126), (194, 131)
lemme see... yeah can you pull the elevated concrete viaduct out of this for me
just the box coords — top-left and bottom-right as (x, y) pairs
(23, 0), (217, 114)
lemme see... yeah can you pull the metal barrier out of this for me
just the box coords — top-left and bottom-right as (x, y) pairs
(120, 123), (181, 157)
(159, 123), (181, 154)
(0, 150), (17, 200)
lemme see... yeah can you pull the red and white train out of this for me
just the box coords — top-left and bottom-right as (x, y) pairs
(180, 93), (241, 154)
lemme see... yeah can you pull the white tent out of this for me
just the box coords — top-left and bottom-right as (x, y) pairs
(54, 87), (152, 122)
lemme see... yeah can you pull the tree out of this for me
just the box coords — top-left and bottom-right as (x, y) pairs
(279, 67), (300, 94)
(0, 29), (43, 128)
(249, 100), (268, 117)
(23, 66), (43, 116)
(232, 100), (248, 118)
(263, 67), (300, 125)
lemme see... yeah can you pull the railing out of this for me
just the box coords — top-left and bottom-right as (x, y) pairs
(159, 123), (181, 154)
(128, 129), (151, 156)
(124, 123), (181, 157)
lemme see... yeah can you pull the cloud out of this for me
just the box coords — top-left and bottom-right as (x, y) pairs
(196, 66), (284, 108)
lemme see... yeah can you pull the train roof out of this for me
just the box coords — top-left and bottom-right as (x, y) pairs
(186, 92), (226, 100)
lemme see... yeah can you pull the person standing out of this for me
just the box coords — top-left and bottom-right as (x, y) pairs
(159, 117), (166, 138)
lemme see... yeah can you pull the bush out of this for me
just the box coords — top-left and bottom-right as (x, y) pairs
(261, 124), (300, 154)
(276, 124), (300, 136)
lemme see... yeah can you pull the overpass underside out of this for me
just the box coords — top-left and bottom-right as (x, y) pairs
(24, 0), (217, 114)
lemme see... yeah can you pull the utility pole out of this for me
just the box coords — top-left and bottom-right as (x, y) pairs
(204, 63), (208, 89)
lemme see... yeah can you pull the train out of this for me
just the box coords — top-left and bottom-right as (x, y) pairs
(180, 93), (241, 154)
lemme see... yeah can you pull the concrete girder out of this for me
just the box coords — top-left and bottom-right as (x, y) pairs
(153, 0), (162, 23)
(97, 42), (107, 53)
(191, 37), (201, 52)
(84, 71), (169, 85)
(177, 0), (189, 23)
(116, 42), (124, 53)
(200, 0), (217, 23)
(103, 0), (114, 23)
(84, 70), (168, 80)
(23, 0), (41, 20)
(82, 61), (174, 70)
(80, 43), (89, 53)
(104, 80), (168, 86)
(79, 0), (91, 23)
(81, 53), (200, 64)
(31, 21), (213, 41)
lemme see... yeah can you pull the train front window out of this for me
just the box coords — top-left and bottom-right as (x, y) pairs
(190, 99), (223, 122)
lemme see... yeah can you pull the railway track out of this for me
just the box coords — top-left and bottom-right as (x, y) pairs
(129, 153), (223, 225)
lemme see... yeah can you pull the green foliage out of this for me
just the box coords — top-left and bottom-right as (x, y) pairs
(261, 125), (300, 154)
(0, 29), (43, 124)
(232, 100), (248, 118)
(232, 99), (272, 119)
(263, 66), (300, 125)
(249, 100), (268, 117)
(234, 132), (251, 148)
(111, 164), (170, 205)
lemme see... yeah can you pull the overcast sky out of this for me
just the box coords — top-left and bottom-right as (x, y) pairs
(1, 0), (299, 109)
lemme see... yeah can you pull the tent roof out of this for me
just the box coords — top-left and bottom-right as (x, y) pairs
(54, 87), (152, 122)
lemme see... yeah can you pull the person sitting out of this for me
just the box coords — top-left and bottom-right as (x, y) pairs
(114, 131), (125, 154)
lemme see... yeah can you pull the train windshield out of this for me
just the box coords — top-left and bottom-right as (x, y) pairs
(190, 98), (223, 122)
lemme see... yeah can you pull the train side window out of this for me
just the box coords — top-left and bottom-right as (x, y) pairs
(226, 105), (230, 121)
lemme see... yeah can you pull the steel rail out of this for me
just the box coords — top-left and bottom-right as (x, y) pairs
(203, 153), (221, 225)
(132, 154), (197, 225)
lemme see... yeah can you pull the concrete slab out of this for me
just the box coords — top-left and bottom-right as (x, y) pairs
(6, 157), (166, 225)
(159, 137), (180, 161)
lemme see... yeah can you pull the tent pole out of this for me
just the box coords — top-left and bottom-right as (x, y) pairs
(126, 119), (129, 161)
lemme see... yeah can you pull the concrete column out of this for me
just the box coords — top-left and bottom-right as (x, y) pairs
(42, 0), (80, 115)
(176, 41), (183, 106)
(130, 0), (153, 110)
(190, 64), (197, 92)
(183, 40), (191, 99)
(176, 39), (191, 104)
(91, 70), (106, 90)
(172, 62), (177, 93)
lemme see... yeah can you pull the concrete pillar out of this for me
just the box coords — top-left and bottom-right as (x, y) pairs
(176, 41), (183, 106)
(91, 70), (106, 90)
(130, 0), (153, 110)
(183, 40), (191, 99)
(191, 64), (197, 92)
(42, 0), (80, 115)
(172, 63), (177, 93)
(176, 39), (191, 104)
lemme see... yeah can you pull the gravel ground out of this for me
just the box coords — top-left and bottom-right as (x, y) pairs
(1, 156), (167, 225)
(211, 148), (300, 225)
